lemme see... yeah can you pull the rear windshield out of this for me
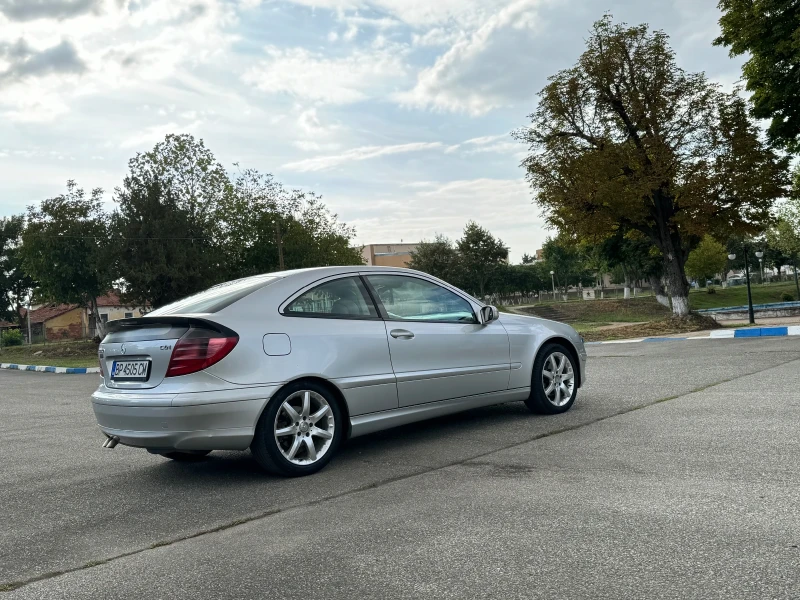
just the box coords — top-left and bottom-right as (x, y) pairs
(148, 275), (278, 315)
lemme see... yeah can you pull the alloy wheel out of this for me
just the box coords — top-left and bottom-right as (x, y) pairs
(541, 352), (575, 407)
(274, 390), (335, 465)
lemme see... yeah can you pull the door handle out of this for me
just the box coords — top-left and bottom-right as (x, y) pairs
(390, 329), (415, 340)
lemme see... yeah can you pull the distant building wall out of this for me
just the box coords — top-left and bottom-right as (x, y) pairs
(44, 308), (86, 340)
(361, 243), (418, 267)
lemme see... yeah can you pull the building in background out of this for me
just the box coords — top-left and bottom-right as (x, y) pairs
(21, 292), (148, 341)
(361, 243), (418, 268)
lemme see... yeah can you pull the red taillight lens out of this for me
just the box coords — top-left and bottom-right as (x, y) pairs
(165, 329), (238, 377)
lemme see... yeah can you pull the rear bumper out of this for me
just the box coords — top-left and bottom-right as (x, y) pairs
(91, 385), (278, 451)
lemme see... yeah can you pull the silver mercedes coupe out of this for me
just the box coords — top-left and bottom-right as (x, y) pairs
(92, 266), (587, 476)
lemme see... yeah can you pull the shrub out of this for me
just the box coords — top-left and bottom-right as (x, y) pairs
(1, 329), (24, 346)
(706, 286), (716, 294)
(780, 292), (795, 302)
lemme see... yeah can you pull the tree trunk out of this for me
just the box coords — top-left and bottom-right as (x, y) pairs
(623, 270), (631, 300)
(663, 254), (690, 316)
(90, 296), (105, 338)
(649, 275), (670, 309)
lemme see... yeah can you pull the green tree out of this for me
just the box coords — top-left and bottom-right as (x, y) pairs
(715, 0), (800, 153)
(456, 222), (509, 298)
(597, 231), (660, 299)
(19, 181), (112, 335)
(516, 16), (788, 316)
(0, 215), (35, 326)
(520, 253), (535, 265)
(110, 178), (215, 308)
(768, 184), (800, 297)
(685, 235), (728, 288)
(408, 235), (462, 285)
(113, 135), (231, 306)
(541, 235), (594, 298)
(222, 168), (362, 277)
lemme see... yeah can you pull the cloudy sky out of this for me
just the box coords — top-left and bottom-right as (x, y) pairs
(0, 0), (744, 261)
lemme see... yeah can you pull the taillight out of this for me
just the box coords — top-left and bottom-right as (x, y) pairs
(165, 328), (238, 377)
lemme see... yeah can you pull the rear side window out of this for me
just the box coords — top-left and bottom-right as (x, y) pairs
(149, 275), (278, 315)
(285, 277), (378, 319)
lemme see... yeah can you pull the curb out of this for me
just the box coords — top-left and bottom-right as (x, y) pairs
(0, 363), (100, 374)
(587, 325), (800, 345)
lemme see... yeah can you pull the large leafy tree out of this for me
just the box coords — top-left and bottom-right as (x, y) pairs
(597, 231), (661, 300)
(456, 222), (509, 298)
(0, 215), (35, 326)
(715, 0), (800, 153)
(685, 235), (728, 287)
(516, 16), (788, 316)
(19, 181), (112, 335)
(110, 178), (215, 308)
(221, 168), (362, 278)
(113, 135), (230, 306)
(408, 234), (463, 285)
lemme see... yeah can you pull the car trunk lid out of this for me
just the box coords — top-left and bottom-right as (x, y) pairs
(99, 316), (236, 390)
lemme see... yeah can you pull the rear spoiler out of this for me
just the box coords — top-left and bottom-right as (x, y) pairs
(104, 316), (238, 338)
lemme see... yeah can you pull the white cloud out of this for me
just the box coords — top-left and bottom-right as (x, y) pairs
(282, 141), (443, 172)
(120, 121), (198, 149)
(342, 177), (546, 260)
(411, 28), (463, 47)
(277, 0), (513, 30)
(396, 0), (543, 116)
(0, 0), (238, 122)
(243, 45), (407, 105)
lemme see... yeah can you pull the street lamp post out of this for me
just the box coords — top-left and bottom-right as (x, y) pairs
(550, 271), (556, 301)
(729, 247), (758, 325)
(756, 251), (764, 285)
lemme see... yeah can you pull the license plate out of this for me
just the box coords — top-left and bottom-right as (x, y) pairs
(111, 360), (150, 381)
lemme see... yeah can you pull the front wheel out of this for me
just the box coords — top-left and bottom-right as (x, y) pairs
(250, 381), (343, 477)
(525, 343), (578, 415)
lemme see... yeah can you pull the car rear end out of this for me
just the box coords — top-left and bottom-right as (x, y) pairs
(92, 275), (281, 453)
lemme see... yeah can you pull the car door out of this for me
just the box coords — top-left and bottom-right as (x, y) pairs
(280, 275), (398, 416)
(363, 273), (510, 407)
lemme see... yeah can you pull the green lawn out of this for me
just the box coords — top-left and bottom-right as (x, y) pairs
(0, 340), (98, 368)
(688, 281), (798, 310)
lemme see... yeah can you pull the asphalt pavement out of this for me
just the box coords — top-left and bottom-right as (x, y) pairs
(2, 337), (800, 598)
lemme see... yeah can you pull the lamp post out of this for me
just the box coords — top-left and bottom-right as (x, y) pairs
(550, 270), (556, 301)
(755, 250), (764, 285)
(729, 247), (757, 325)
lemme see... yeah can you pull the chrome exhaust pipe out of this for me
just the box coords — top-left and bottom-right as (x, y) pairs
(103, 435), (120, 449)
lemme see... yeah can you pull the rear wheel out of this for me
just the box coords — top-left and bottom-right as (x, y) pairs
(525, 343), (578, 415)
(159, 450), (211, 461)
(251, 381), (342, 477)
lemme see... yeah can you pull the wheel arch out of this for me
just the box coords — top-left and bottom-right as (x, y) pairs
(536, 336), (582, 388)
(257, 376), (352, 438)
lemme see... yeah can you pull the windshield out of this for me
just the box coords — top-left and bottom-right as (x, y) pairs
(148, 275), (278, 315)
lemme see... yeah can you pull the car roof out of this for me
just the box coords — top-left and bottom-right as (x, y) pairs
(263, 265), (426, 279)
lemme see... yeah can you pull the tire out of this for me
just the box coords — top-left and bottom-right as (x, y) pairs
(160, 450), (212, 461)
(525, 342), (578, 415)
(250, 380), (343, 477)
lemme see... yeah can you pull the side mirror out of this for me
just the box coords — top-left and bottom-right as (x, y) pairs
(479, 305), (499, 324)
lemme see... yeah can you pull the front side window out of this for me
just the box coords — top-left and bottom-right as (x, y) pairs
(285, 277), (378, 319)
(366, 275), (476, 323)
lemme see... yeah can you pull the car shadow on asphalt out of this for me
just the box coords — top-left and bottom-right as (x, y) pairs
(142, 400), (545, 482)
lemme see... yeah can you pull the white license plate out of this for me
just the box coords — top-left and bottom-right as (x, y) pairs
(111, 360), (150, 381)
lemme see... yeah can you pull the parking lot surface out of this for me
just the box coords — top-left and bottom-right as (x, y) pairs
(2, 337), (800, 598)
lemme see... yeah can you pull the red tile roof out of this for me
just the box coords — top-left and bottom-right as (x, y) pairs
(25, 304), (80, 324)
(18, 292), (146, 324)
